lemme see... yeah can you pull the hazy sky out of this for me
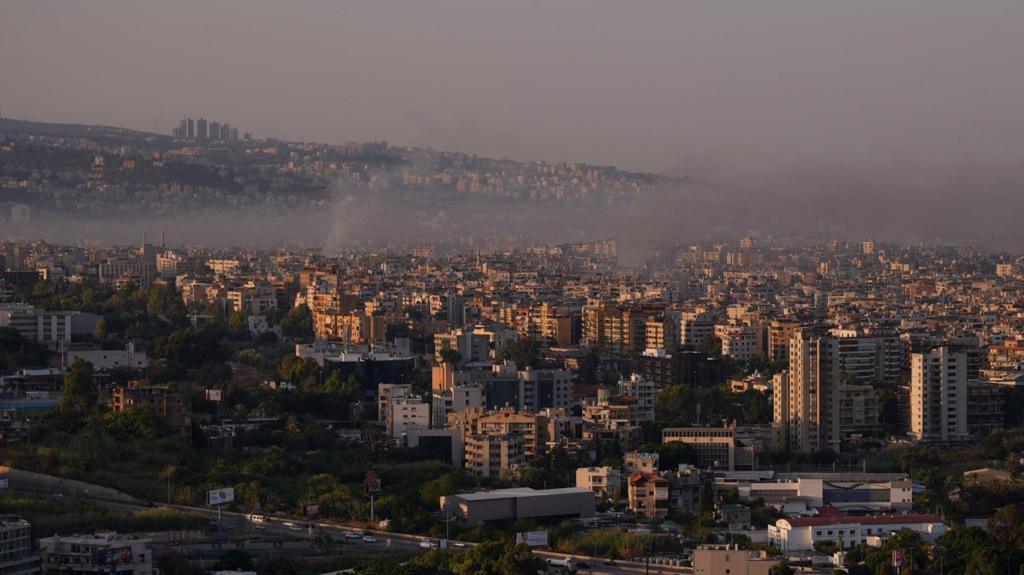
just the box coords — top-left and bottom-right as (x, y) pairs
(3, 0), (1024, 181)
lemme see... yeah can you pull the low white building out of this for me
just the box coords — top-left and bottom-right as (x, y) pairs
(738, 472), (912, 513)
(768, 514), (946, 552)
(39, 532), (152, 575)
(385, 396), (430, 437)
(65, 343), (148, 371)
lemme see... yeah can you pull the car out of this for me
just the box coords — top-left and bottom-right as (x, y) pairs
(419, 540), (438, 549)
(362, 536), (377, 543)
(288, 525), (303, 532)
(603, 559), (617, 566)
(344, 532), (361, 539)
(254, 524), (267, 531)
(452, 541), (467, 548)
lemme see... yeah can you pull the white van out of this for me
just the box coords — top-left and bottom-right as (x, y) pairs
(246, 513), (266, 524)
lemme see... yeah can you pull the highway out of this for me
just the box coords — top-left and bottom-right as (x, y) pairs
(20, 479), (692, 575)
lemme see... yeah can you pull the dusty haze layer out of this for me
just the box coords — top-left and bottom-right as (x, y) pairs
(2, 1), (1024, 248)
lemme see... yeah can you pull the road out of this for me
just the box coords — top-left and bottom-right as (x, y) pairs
(17, 476), (692, 575)
(148, 504), (691, 575)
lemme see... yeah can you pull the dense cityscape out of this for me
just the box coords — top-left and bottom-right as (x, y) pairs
(4, 2), (1024, 575)
(3, 220), (1024, 574)
(0, 117), (673, 221)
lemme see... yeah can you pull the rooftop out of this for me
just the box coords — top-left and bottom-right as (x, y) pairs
(781, 514), (943, 528)
(452, 487), (593, 501)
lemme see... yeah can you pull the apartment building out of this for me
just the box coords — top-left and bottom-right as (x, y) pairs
(385, 396), (430, 437)
(0, 516), (39, 575)
(662, 425), (739, 470)
(111, 385), (191, 435)
(628, 473), (669, 518)
(774, 326), (878, 453)
(0, 304), (76, 344)
(716, 324), (763, 361)
(378, 383), (413, 423)
(624, 451), (659, 475)
(617, 374), (656, 423)
(831, 329), (904, 386)
(575, 466), (622, 501)
(910, 347), (968, 442)
(681, 312), (717, 348)
(768, 318), (802, 362)
(464, 433), (525, 478)
(911, 347), (1004, 442)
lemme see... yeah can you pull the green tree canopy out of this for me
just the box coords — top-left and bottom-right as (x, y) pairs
(60, 359), (97, 416)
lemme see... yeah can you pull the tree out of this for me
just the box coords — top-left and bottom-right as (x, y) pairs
(214, 550), (254, 572)
(258, 556), (307, 575)
(439, 348), (462, 366)
(324, 370), (360, 401)
(989, 504), (1024, 549)
(495, 544), (545, 575)
(497, 338), (540, 369)
(0, 326), (45, 372)
(278, 356), (319, 386)
(61, 359), (97, 416)
(154, 328), (226, 368)
(280, 304), (313, 339)
(769, 559), (795, 575)
(698, 336), (723, 358)
(653, 442), (697, 470)
(157, 552), (202, 575)
(965, 552), (998, 575)
(877, 388), (901, 436)
(102, 406), (173, 441)
(655, 384), (694, 425)
(940, 525), (998, 575)
(146, 285), (187, 325)
(873, 563), (896, 575)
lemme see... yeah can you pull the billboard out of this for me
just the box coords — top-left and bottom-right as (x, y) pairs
(205, 389), (223, 402)
(208, 487), (235, 506)
(93, 547), (133, 566)
(365, 472), (381, 495)
(892, 548), (905, 568)
(515, 531), (549, 547)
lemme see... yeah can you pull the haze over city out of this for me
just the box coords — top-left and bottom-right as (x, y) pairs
(4, 4), (1024, 575)
(4, 1), (1024, 249)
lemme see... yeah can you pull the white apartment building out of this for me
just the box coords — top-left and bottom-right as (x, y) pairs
(910, 347), (968, 442)
(575, 466), (622, 501)
(618, 374), (656, 423)
(716, 324), (762, 361)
